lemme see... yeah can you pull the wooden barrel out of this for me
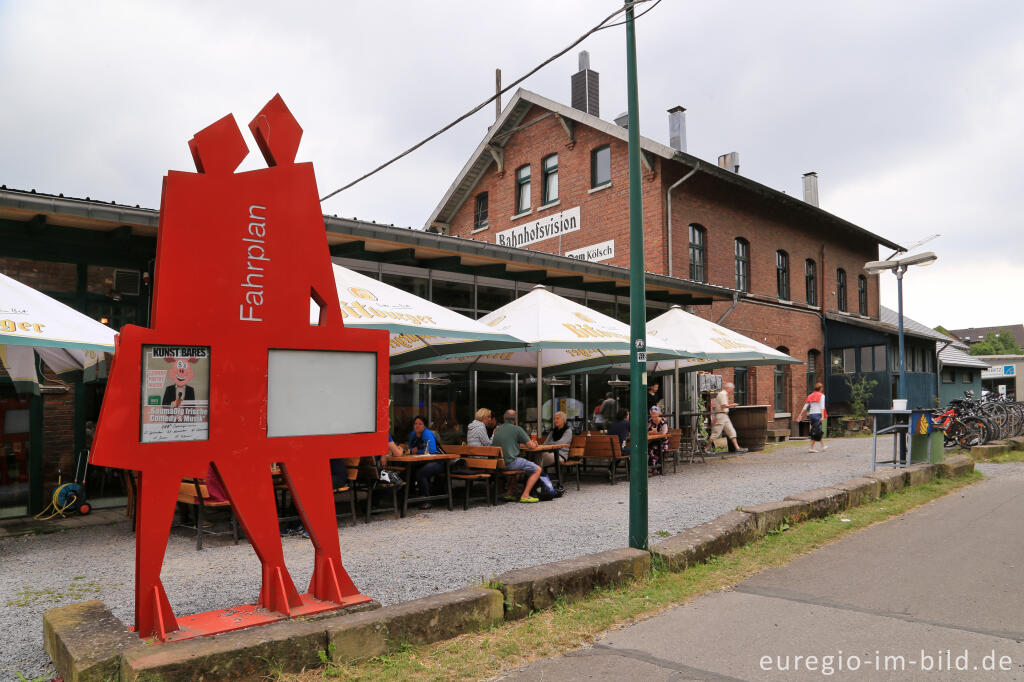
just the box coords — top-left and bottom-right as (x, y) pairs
(730, 405), (768, 451)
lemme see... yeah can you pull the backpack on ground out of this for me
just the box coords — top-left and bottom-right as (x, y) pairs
(532, 474), (563, 501)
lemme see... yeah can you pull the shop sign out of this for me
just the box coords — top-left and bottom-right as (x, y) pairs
(565, 239), (615, 263)
(496, 206), (580, 248)
(982, 364), (1016, 379)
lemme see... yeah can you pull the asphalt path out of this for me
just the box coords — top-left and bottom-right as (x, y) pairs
(505, 462), (1024, 681)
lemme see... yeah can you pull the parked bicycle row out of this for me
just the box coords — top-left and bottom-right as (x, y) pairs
(933, 391), (1024, 448)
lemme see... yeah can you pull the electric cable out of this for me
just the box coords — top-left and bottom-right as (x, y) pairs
(319, 0), (659, 203)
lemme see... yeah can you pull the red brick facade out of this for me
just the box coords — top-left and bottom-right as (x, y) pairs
(445, 101), (885, 423)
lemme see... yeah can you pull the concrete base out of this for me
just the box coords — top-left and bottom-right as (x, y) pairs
(737, 500), (810, 534)
(45, 598), (379, 681)
(905, 462), (938, 486)
(972, 442), (1009, 458)
(43, 600), (146, 682)
(497, 548), (650, 620)
(865, 467), (908, 494)
(941, 454), (975, 477)
(831, 477), (881, 507)
(327, 587), (503, 663)
(651, 511), (758, 571)
(785, 487), (849, 519)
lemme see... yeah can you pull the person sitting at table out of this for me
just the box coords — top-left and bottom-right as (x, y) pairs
(607, 408), (630, 456)
(647, 405), (669, 473)
(407, 415), (446, 509)
(540, 411), (574, 468)
(467, 407), (493, 446)
(491, 409), (541, 503)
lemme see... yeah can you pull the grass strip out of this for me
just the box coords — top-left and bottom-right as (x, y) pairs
(297, 471), (982, 681)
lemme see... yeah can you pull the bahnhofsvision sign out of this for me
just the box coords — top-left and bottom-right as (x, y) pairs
(565, 239), (614, 263)
(496, 206), (580, 248)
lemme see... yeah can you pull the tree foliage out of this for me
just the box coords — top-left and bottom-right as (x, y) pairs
(969, 330), (1023, 356)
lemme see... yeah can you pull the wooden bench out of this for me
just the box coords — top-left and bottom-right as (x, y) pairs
(444, 445), (505, 508)
(176, 479), (238, 550)
(580, 435), (629, 485)
(346, 457), (402, 523)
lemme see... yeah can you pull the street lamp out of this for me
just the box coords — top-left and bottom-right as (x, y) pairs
(863, 251), (938, 399)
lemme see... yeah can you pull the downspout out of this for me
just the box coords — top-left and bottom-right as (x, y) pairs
(936, 340), (951, 404)
(715, 291), (740, 324)
(666, 161), (700, 278)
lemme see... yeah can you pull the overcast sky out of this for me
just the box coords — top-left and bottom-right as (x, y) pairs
(1, 0), (1021, 331)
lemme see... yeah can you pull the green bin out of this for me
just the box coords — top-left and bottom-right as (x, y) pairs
(909, 410), (944, 464)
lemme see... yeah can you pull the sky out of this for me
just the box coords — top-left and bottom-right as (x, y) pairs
(1, 0), (1021, 330)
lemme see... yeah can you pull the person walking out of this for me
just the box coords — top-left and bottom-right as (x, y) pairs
(599, 392), (617, 429)
(797, 382), (828, 453)
(710, 382), (748, 454)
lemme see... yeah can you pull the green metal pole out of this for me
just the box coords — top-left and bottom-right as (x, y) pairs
(28, 394), (44, 515)
(625, 0), (648, 550)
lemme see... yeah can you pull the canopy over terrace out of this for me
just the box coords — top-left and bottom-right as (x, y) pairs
(395, 286), (688, 429)
(0, 272), (115, 393)
(319, 264), (525, 364)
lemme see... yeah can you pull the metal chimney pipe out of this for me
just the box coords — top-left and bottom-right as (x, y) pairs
(802, 171), (819, 206)
(717, 152), (740, 173)
(667, 106), (686, 152)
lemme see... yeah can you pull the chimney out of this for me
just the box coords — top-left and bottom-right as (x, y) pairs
(717, 152), (740, 173)
(667, 106), (686, 152)
(802, 171), (819, 206)
(571, 51), (599, 117)
(614, 112), (629, 128)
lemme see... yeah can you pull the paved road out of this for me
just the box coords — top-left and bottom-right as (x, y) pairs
(505, 462), (1024, 681)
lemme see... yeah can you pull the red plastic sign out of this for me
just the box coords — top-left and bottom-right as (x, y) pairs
(91, 95), (388, 641)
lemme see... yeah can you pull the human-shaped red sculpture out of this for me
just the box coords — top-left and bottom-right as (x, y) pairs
(91, 95), (388, 641)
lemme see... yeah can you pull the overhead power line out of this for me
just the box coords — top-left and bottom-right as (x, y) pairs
(319, 0), (659, 203)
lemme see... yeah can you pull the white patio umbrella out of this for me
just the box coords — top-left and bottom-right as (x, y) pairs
(316, 264), (524, 365)
(646, 305), (801, 426)
(0, 272), (115, 393)
(393, 285), (686, 429)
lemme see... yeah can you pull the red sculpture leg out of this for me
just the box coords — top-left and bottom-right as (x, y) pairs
(134, 471), (181, 640)
(282, 458), (363, 604)
(212, 461), (302, 615)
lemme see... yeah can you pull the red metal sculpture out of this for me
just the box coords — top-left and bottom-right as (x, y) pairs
(91, 95), (388, 641)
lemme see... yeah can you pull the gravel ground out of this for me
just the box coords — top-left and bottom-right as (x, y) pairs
(0, 435), (980, 680)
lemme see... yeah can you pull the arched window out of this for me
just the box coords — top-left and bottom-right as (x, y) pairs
(774, 346), (790, 414)
(776, 250), (790, 300)
(836, 268), (847, 312)
(688, 224), (706, 282)
(805, 259), (817, 306)
(734, 238), (750, 292)
(473, 192), (489, 230)
(806, 349), (819, 394)
(858, 274), (868, 315)
(541, 153), (558, 205)
(514, 164), (531, 214)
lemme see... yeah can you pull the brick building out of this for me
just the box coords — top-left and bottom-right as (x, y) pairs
(427, 54), (902, 427)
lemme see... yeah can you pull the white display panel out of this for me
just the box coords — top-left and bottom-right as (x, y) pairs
(267, 350), (376, 437)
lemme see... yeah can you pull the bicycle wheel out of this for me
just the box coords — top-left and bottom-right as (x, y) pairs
(958, 417), (987, 447)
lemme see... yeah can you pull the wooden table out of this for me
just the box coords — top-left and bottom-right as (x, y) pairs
(388, 453), (459, 516)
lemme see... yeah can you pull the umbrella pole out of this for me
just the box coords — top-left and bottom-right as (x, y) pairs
(536, 351), (543, 436)
(674, 360), (680, 429)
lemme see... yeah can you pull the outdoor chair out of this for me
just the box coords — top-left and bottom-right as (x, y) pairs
(175, 478), (238, 550)
(272, 468), (358, 529)
(445, 445), (502, 509)
(347, 457), (403, 523)
(580, 435), (630, 485)
(666, 429), (683, 472)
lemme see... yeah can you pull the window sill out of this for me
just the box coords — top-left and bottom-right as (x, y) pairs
(510, 209), (533, 221)
(588, 183), (612, 194)
(471, 226), (489, 234)
(537, 200), (561, 212)
(774, 412), (792, 418)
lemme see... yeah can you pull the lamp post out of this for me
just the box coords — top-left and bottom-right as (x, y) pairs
(624, 0), (648, 550)
(864, 252), (938, 399)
